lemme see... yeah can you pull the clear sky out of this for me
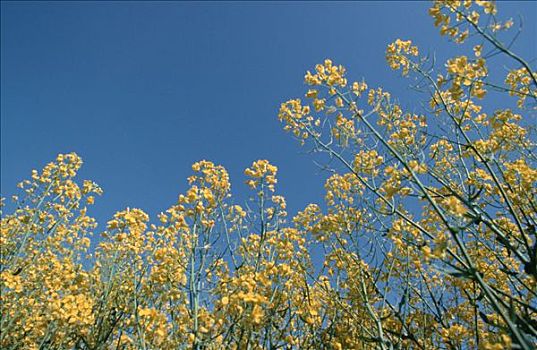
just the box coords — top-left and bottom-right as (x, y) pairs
(2, 1), (536, 228)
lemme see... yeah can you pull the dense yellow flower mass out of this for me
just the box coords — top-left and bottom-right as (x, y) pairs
(2, 1), (536, 349)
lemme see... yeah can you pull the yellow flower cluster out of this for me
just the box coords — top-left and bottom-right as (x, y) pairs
(442, 196), (468, 217)
(244, 159), (278, 192)
(278, 98), (320, 142)
(473, 109), (528, 155)
(504, 67), (537, 108)
(353, 149), (384, 176)
(324, 173), (363, 207)
(137, 307), (170, 346)
(429, 1), (500, 43)
(386, 39), (419, 76)
(382, 165), (412, 199)
(304, 59), (347, 87)
(331, 114), (355, 146)
(446, 55), (488, 99)
(107, 208), (149, 234)
(190, 160), (231, 200)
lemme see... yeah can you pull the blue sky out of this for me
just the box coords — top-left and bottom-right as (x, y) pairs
(2, 1), (536, 228)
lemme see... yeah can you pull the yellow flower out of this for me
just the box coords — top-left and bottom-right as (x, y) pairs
(443, 196), (467, 217)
